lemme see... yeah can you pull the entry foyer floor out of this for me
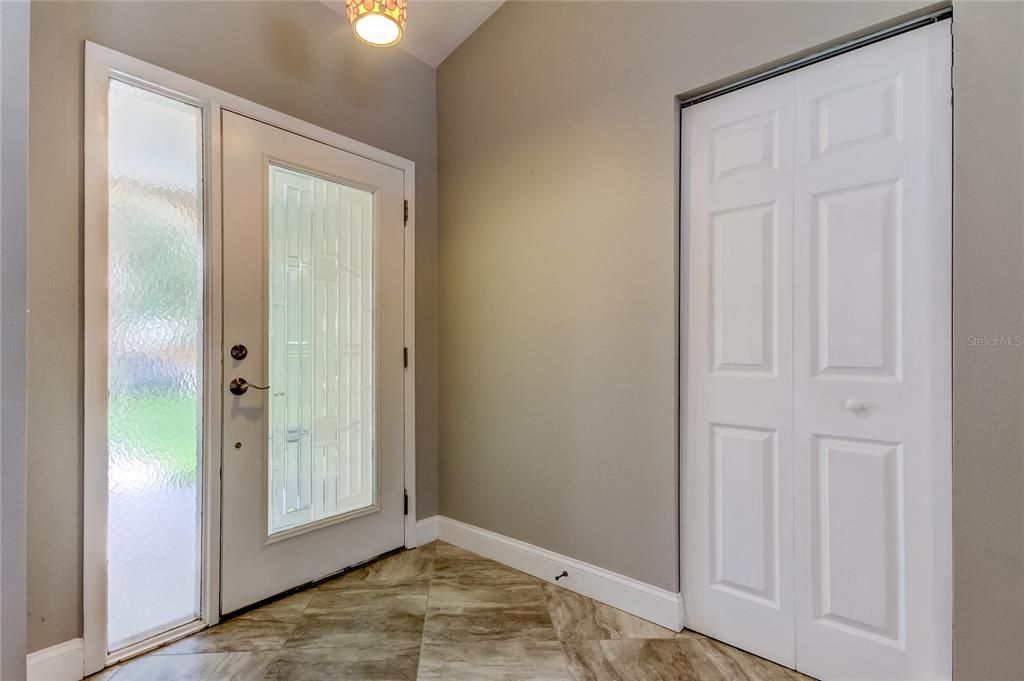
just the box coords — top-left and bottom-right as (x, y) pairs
(88, 541), (808, 681)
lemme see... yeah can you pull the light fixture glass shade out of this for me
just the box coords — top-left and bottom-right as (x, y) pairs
(346, 0), (407, 47)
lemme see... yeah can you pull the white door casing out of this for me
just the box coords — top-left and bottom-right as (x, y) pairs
(220, 111), (407, 614)
(792, 22), (952, 681)
(83, 44), (417, 673)
(682, 73), (797, 667)
(683, 20), (951, 680)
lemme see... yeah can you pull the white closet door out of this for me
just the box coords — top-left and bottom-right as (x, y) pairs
(682, 74), (796, 666)
(791, 22), (951, 680)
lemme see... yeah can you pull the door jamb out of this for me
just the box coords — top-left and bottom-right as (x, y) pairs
(83, 41), (417, 675)
(0, 2), (30, 679)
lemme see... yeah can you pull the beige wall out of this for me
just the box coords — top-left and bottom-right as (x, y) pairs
(438, 1), (1024, 677)
(438, 0), (931, 593)
(951, 3), (1024, 678)
(27, 0), (439, 652)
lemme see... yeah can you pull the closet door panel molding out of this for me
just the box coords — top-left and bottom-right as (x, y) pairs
(682, 72), (796, 667)
(682, 19), (951, 681)
(792, 21), (951, 681)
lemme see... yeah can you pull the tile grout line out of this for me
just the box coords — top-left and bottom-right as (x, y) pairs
(414, 542), (436, 680)
(538, 570), (578, 678)
(97, 541), (804, 680)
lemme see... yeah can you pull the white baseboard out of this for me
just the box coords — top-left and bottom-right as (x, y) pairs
(423, 515), (684, 632)
(415, 515), (439, 545)
(27, 638), (83, 681)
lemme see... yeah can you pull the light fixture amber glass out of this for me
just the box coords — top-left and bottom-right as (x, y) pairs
(346, 0), (407, 47)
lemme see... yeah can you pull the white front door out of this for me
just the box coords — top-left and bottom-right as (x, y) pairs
(220, 111), (407, 614)
(683, 20), (951, 680)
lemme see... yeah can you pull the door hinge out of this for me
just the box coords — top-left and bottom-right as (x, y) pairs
(403, 347), (408, 368)
(404, 490), (409, 515)
(403, 200), (409, 225)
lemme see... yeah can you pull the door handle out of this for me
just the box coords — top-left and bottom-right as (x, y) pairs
(229, 377), (270, 396)
(842, 398), (866, 414)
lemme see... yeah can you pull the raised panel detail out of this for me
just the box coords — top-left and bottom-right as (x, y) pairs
(710, 425), (779, 606)
(812, 436), (904, 645)
(815, 75), (902, 157)
(812, 181), (901, 379)
(710, 203), (776, 374)
(712, 112), (777, 180)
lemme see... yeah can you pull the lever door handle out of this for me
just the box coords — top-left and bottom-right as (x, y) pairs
(229, 377), (270, 396)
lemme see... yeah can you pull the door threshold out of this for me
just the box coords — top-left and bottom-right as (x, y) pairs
(222, 545), (406, 621)
(105, 618), (207, 667)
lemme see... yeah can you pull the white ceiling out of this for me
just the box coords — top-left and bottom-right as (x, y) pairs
(322, 0), (503, 68)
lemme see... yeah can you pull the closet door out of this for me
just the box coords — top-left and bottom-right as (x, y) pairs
(791, 22), (951, 680)
(682, 74), (796, 666)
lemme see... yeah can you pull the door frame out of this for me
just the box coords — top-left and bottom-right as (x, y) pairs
(677, 2), (952, 669)
(83, 42), (417, 674)
(0, 2), (30, 680)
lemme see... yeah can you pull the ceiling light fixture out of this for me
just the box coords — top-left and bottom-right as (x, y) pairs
(346, 0), (407, 47)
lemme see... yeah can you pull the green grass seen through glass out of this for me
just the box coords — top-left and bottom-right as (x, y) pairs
(108, 392), (199, 482)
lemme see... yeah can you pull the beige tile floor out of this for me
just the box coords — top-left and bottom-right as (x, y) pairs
(88, 541), (809, 681)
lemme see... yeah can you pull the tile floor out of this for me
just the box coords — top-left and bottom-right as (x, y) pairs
(88, 541), (808, 680)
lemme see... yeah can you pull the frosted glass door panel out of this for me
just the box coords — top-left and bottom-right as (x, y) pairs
(268, 166), (376, 535)
(106, 79), (203, 651)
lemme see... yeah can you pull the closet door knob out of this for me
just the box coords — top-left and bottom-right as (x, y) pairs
(842, 398), (866, 413)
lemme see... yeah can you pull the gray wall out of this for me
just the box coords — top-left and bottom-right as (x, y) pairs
(27, 1), (439, 652)
(1, 1), (30, 678)
(438, 0), (931, 593)
(951, 3), (1024, 678)
(438, 2), (1024, 677)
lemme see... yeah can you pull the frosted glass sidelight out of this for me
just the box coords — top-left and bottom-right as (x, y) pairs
(106, 79), (203, 651)
(268, 166), (376, 535)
